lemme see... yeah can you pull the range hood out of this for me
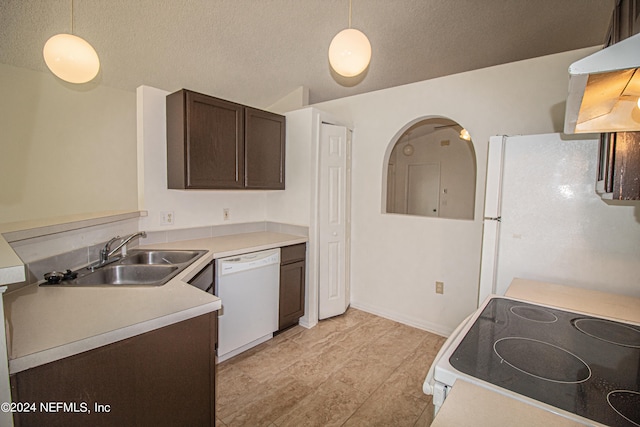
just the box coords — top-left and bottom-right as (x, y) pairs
(564, 33), (640, 134)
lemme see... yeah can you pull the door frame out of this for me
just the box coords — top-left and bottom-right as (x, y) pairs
(299, 109), (352, 329)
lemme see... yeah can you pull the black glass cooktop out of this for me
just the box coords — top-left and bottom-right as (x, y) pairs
(450, 298), (640, 427)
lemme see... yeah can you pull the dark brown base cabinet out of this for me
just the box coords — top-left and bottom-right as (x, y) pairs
(167, 89), (285, 190)
(10, 313), (217, 427)
(279, 244), (306, 331)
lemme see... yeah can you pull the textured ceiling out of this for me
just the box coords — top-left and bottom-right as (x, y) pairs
(0, 0), (615, 109)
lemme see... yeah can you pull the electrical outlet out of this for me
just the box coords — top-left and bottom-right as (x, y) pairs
(223, 208), (230, 221)
(435, 281), (444, 294)
(160, 211), (175, 225)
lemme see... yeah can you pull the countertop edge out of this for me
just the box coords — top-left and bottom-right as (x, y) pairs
(9, 300), (221, 374)
(210, 237), (308, 259)
(431, 379), (586, 427)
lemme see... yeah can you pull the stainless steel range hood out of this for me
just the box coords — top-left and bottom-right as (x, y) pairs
(564, 33), (640, 134)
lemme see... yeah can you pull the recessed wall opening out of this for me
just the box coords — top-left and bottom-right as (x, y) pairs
(384, 117), (476, 220)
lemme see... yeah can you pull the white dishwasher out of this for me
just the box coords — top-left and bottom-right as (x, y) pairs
(215, 248), (280, 362)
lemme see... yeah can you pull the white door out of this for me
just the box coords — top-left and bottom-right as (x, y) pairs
(318, 123), (351, 320)
(406, 163), (440, 216)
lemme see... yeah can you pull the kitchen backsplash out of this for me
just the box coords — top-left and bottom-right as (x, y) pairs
(8, 220), (308, 291)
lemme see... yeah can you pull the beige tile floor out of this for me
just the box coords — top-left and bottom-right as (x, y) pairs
(216, 308), (446, 427)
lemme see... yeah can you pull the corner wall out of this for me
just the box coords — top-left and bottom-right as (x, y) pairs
(0, 63), (138, 223)
(311, 47), (601, 335)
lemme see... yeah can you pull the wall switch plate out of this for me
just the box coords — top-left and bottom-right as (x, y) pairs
(223, 208), (230, 221)
(160, 211), (174, 225)
(435, 281), (444, 294)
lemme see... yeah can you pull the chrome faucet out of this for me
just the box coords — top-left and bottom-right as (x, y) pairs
(102, 231), (147, 261)
(90, 231), (147, 270)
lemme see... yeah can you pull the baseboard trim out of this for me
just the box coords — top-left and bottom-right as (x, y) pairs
(349, 300), (453, 337)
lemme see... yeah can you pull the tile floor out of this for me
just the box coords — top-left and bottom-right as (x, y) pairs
(216, 308), (447, 427)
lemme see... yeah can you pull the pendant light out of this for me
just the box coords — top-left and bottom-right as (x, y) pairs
(328, 0), (372, 77)
(403, 132), (414, 156)
(43, 0), (100, 84)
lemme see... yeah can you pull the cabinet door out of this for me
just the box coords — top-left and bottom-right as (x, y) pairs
(279, 260), (305, 330)
(633, 0), (640, 36)
(11, 313), (217, 427)
(245, 107), (285, 189)
(612, 132), (640, 200)
(606, 0), (639, 45)
(167, 90), (244, 189)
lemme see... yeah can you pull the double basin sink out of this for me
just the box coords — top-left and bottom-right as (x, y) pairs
(46, 249), (206, 287)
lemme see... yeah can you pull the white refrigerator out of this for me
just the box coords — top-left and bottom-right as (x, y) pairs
(478, 133), (640, 304)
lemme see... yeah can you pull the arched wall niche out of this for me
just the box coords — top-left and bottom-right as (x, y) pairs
(382, 116), (477, 220)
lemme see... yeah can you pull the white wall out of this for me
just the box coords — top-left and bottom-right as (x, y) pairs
(0, 63), (138, 223)
(310, 47), (602, 335)
(137, 86), (268, 232)
(265, 108), (314, 226)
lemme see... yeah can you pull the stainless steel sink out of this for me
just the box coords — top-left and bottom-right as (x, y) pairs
(73, 265), (180, 286)
(119, 250), (205, 265)
(42, 249), (207, 287)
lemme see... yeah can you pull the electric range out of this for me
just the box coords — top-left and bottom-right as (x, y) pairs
(428, 296), (640, 426)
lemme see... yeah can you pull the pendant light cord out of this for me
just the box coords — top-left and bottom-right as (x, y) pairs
(70, 0), (74, 34)
(348, 0), (352, 28)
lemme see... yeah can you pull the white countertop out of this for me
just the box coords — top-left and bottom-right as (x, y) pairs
(505, 278), (640, 323)
(431, 380), (584, 427)
(3, 231), (307, 374)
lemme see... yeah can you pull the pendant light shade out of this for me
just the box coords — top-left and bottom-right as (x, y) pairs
(329, 28), (372, 77)
(402, 132), (414, 156)
(328, 0), (371, 78)
(402, 143), (414, 156)
(43, 0), (100, 84)
(43, 33), (100, 83)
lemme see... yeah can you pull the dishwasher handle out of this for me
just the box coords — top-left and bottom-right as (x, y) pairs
(217, 249), (280, 276)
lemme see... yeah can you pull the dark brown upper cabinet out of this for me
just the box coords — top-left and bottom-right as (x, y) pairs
(245, 107), (285, 189)
(166, 89), (285, 190)
(598, 1), (640, 200)
(604, 0), (640, 46)
(597, 131), (640, 200)
(167, 90), (244, 189)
